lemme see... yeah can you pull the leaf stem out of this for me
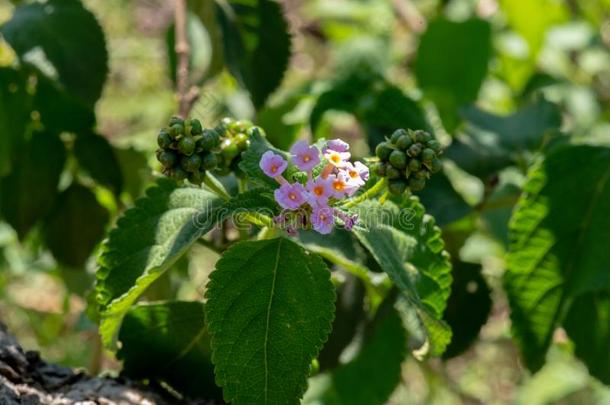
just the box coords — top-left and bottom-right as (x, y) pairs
(203, 172), (231, 201)
(340, 177), (387, 209)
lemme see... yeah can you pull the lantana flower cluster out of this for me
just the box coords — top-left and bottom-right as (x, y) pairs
(259, 139), (369, 235)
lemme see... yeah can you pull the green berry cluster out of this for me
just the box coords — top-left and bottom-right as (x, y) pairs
(213, 117), (259, 176)
(373, 129), (442, 195)
(156, 116), (221, 184)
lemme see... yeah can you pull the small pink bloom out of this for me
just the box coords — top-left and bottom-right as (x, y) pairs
(342, 162), (366, 187)
(290, 140), (320, 171)
(328, 173), (357, 198)
(274, 182), (307, 210)
(324, 149), (351, 168)
(311, 205), (334, 234)
(260, 151), (288, 178)
(334, 209), (358, 231)
(324, 139), (350, 153)
(306, 176), (334, 206)
(354, 161), (369, 181)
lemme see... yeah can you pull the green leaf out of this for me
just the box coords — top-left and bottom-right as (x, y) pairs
(1, 0), (109, 107)
(460, 97), (562, 151)
(114, 147), (152, 201)
(564, 292), (610, 384)
(304, 306), (407, 405)
(256, 89), (306, 150)
(205, 237), (335, 405)
(0, 131), (66, 239)
(33, 72), (95, 133)
(417, 171), (472, 227)
(505, 145), (610, 372)
(442, 261), (492, 359)
(0, 67), (32, 177)
(445, 132), (513, 180)
(117, 300), (223, 399)
(415, 18), (491, 130)
(352, 199), (452, 356)
(96, 179), (224, 348)
(216, 0), (291, 108)
(74, 133), (123, 195)
(44, 183), (109, 268)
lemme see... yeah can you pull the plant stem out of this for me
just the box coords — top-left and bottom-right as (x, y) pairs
(340, 177), (387, 209)
(203, 171), (231, 201)
(174, 0), (199, 117)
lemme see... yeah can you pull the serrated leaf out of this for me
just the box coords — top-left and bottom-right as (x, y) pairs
(0, 67), (32, 176)
(442, 261), (492, 359)
(505, 145), (610, 372)
(0, 131), (66, 239)
(460, 97), (561, 151)
(96, 181), (277, 348)
(74, 133), (123, 195)
(216, 0), (291, 108)
(352, 198), (452, 356)
(564, 292), (610, 384)
(1, 0), (109, 107)
(415, 18), (491, 130)
(44, 183), (109, 268)
(205, 237), (335, 405)
(304, 306), (407, 405)
(117, 300), (222, 399)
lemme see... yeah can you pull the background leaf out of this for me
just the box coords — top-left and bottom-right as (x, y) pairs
(74, 133), (123, 195)
(43, 184), (109, 268)
(0, 131), (66, 239)
(1, 0), (109, 107)
(205, 237), (335, 405)
(505, 145), (610, 372)
(216, 0), (291, 109)
(117, 300), (222, 399)
(415, 18), (491, 130)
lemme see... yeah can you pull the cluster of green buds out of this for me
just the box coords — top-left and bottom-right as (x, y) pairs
(156, 116), (221, 184)
(212, 117), (258, 176)
(373, 128), (442, 195)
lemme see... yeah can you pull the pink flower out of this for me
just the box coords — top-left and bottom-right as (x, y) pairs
(334, 209), (358, 230)
(342, 162), (366, 187)
(324, 139), (349, 153)
(311, 205), (334, 234)
(354, 161), (369, 181)
(274, 182), (307, 210)
(324, 149), (351, 168)
(260, 151), (288, 178)
(306, 176), (334, 206)
(290, 140), (320, 171)
(328, 173), (357, 198)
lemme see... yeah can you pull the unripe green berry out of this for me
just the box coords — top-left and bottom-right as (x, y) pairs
(201, 152), (218, 170)
(427, 139), (441, 152)
(158, 150), (177, 168)
(415, 170), (429, 179)
(396, 135), (412, 150)
(247, 126), (265, 138)
(170, 123), (184, 137)
(188, 170), (205, 185)
(390, 129), (407, 144)
(181, 154), (201, 172)
(222, 139), (240, 161)
(235, 133), (249, 149)
(190, 119), (203, 135)
(415, 130), (431, 143)
(386, 165), (401, 179)
(422, 148), (435, 162)
(375, 162), (387, 177)
(157, 130), (172, 148)
(198, 129), (219, 150)
(389, 150), (407, 169)
(429, 158), (442, 173)
(408, 143), (422, 157)
(375, 142), (393, 161)
(178, 136), (196, 156)
(408, 159), (421, 172)
(409, 177), (426, 191)
(173, 166), (188, 181)
(388, 179), (408, 196)
(169, 116), (183, 126)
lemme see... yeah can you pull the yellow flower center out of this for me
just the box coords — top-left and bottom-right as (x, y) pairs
(333, 180), (344, 191)
(349, 170), (358, 178)
(303, 155), (311, 162)
(313, 186), (324, 196)
(289, 193), (297, 200)
(270, 164), (278, 173)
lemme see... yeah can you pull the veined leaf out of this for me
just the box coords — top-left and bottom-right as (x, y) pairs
(1, 0), (109, 107)
(205, 237), (335, 405)
(117, 300), (222, 399)
(304, 306), (407, 405)
(74, 133), (123, 196)
(505, 145), (610, 372)
(96, 180), (277, 348)
(352, 199), (452, 356)
(216, 0), (291, 109)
